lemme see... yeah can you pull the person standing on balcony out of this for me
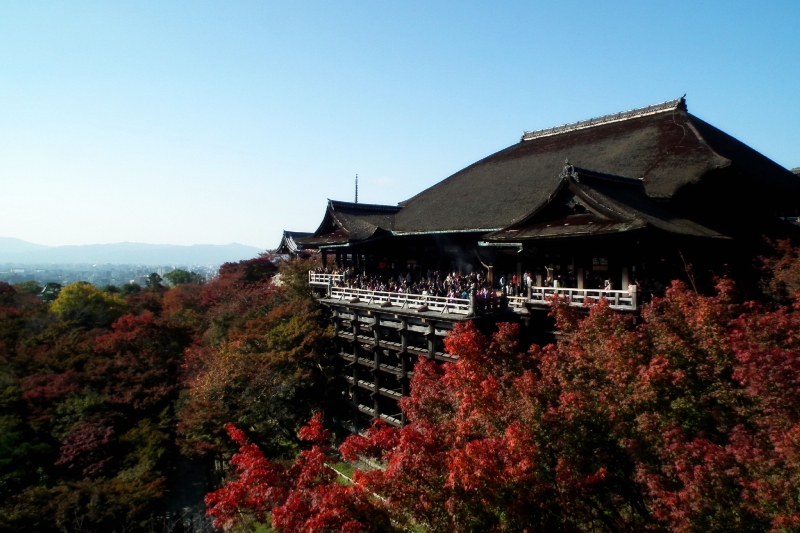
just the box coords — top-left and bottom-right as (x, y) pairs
(545, 265), (554, 287)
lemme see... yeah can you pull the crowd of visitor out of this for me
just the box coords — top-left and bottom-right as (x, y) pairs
(314, 265), (638, 301)
(314, 267), (498, 302)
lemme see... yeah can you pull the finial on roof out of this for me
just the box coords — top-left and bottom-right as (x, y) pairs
(355, 174), (358, 204)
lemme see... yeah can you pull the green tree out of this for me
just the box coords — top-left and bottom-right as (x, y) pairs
(163, 269), (204, 286)
(13, 281), (43, 295)
(119, 282), (141, 296)
(50, 282), (128, 328)
(145, 273), (163, 292)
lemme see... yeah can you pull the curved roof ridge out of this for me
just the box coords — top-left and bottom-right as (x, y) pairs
(521, 96), (686, 142)
(328, 199), (402, 213)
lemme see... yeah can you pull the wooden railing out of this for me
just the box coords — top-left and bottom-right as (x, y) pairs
(309, 272), (344, 286)
(328, 286), (473, 315)
(507, 295), (529, 312)
(528, 286), (637, 311)
(310, 272), (638, 313)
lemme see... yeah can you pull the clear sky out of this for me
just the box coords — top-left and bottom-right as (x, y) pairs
(1, 1), (798, 250)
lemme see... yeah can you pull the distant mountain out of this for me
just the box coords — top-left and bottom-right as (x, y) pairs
(0, 237), (51, 255)
(0, 238), (264, 265)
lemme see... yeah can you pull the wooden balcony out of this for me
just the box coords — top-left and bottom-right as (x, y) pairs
(312, 272), (639, 316)
(328, 286), (473, 316)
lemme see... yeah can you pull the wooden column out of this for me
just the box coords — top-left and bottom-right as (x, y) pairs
(427, 323), (436, 359)
(352, 313), (360, 432)
(400, 318), (409, 426)
(373, 316), (381, 416)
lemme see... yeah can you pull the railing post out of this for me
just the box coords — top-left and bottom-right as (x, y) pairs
(469, 293), (476, 316)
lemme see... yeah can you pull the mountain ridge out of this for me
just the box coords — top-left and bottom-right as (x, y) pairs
(0, 237), (264, 265)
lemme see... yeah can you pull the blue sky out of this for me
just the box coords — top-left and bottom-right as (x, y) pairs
(1, 1), (798, 249)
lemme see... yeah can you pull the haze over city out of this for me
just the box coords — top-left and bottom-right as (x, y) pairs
(2, 1), (798, 251)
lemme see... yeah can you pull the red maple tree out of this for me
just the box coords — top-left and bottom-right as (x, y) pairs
(209, 275), (800, 532)
(206, 413), (393, 532)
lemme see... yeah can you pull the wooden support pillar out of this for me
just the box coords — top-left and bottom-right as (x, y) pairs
(322, 252), (327, 269)
(621, 267), (629, 290)
(351, 364), (359, 432)
(373, 315), (381, 414)
(577, 268), (585, 289)
(400, 318), (409, 426)
(400, 354), (409, 426)
(373, 354), (380, 417)
(400, 318), (408, 353)
(427, 323), (436, 359)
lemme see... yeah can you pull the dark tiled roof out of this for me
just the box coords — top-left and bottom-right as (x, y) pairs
(276, 231), (314, 254)
(391, 98), (800, 234)
(298, 201), (401, 246)
(485, 165), (725, 241)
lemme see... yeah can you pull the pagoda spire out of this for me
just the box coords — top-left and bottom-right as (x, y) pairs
(355, 174), (358, 203)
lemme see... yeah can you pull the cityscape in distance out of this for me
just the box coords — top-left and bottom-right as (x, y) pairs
(0, 237), (264, 286)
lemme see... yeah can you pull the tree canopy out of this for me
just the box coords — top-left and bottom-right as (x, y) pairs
(163, 269), (204, 286)
(207, 261), (800, 532)
(0, 254), (328, 532)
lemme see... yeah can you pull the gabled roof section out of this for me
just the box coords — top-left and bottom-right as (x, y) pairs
(297, 200), (401, 247)
(392, 96), (800, 234)
(484, 165), (727, 242)
(276, 231), (314, 254)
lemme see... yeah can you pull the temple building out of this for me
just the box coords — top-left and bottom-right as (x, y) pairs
(295, 96), (800, 434)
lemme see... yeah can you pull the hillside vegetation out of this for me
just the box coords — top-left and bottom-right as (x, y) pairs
(0, 254), (329, 532)
(4, 245), (800, 532)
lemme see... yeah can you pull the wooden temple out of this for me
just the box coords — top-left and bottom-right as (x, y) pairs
(295, 96), (800, 434)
